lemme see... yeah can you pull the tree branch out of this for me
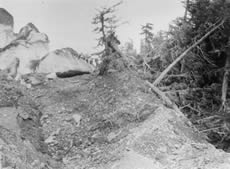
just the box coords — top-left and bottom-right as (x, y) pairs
(153, 19), (225, 86)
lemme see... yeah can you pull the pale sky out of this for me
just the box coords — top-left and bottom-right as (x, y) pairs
(1, 0), (184, 53)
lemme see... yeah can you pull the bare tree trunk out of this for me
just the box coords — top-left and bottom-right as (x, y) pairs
(99, 35), (121, 75)
(184, 0), (189, 22)
(153, 19), (225, 86)
(98, 14), (111, 75)
(180, 0), (189, 73)
(220, 42), (230, 112)
(146, 81), (181, 114)
(180, 55), (186, 73)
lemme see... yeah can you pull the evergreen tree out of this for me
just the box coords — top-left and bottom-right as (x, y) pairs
(92, 1), (123, 75)
(185, 0), (230, 110)
(140, 23), (154, 55)
(122, 40), (137, 56)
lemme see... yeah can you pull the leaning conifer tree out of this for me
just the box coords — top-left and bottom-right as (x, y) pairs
(185, 0), (230, 111)
(92, 1), (123, 75)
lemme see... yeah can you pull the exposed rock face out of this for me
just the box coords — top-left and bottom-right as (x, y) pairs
(37, 48), (95, 74)
(17, 22), (49, 44)
(0, 9), (95, 80)
(0, 23), (49, 79)
(0, 8), (15, 48)
(0, 8), (13, 26)
(0, 21), (94, 80)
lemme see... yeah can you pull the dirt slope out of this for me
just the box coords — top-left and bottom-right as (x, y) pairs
(1, 70), (230, 169)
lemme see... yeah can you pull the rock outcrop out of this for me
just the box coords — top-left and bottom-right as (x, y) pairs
(0, 8), (95, 81)
(17, 22), (49, 44)
(0, 22), (49, 79)
(37, 48), (95, 75)
(0, 8), (15, 48)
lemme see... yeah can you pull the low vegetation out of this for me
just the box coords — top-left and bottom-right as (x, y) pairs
(92, 0), (230, 152)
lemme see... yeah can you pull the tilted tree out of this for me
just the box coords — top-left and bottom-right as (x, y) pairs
(185, 0), (230, 111)
(154, 0), (230, 109)
(92, 1), (123, 75)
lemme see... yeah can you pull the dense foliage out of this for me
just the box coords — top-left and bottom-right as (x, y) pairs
(91, 1), (230, 149)
(138, 0), (230, 150)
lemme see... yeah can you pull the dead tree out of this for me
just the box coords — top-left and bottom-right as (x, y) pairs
(183, 0), (189, 22)
(220, 38), (230, 112)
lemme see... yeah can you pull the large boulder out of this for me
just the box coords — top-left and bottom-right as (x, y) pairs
(0, 10), (94, 80)
(37, 48), (95, 75)
(0, 23), (49, 78)
(0, 8), (15, 48)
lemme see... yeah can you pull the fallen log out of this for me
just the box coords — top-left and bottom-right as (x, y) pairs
(153, 19), (225, 86)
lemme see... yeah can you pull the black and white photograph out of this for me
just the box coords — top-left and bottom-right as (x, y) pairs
(1, 0), (230, 168)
